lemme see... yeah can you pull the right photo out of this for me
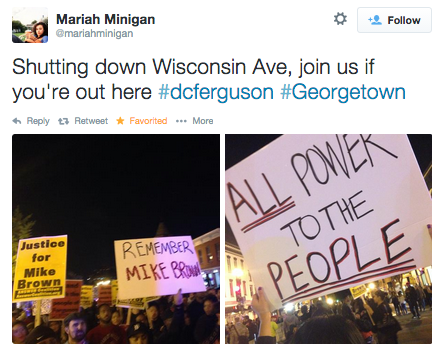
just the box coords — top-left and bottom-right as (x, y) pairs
(225, 134), (432, 344)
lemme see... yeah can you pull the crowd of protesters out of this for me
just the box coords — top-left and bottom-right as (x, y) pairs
(12, 288), (220, 344)
(240, 283), (431, 344)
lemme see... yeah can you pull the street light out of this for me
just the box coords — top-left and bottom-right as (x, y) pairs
(284, 303), (294, 312)
(96, 280), (111, 287)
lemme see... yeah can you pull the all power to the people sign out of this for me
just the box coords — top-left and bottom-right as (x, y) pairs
(225, 135), (432, 311)
(13, 235), (68, 302)
(114, 236), (206, 299)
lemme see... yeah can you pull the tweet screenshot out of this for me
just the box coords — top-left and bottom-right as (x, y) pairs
(7, 0), (440, 346)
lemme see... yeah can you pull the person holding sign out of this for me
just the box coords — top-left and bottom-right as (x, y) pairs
(86, 304), (127, 344)
(363, 290), (401, 344)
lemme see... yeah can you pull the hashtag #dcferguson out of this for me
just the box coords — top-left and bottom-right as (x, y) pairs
(158, 84), (274, 104)
(55, 28), (134, 39)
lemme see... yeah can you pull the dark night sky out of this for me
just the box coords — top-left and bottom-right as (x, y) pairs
(225, 134), (432, 245)
(13, 135), (220, 278)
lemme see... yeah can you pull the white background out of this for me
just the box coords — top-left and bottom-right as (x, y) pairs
(4, 0), (441, 346)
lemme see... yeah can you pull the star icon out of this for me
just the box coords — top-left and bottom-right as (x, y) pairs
(117, 117), (124, 125)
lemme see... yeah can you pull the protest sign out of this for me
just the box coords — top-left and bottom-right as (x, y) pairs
(350, 285), (367, 299)
(117, 297), (159, 310)
(98, 284), (112, 305)
(111, 279), (158, 309)
(115, 235), (206, 299)
(225, 135), (432, 310)
(112, 280), (118, 306)
(13, 235), (68, 302)
(80, 285), (93, 308)
(50, 280), (82, 320)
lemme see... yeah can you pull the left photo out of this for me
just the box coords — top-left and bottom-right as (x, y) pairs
(12, 134), (220, 344)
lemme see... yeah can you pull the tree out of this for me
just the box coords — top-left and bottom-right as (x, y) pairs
(12, 207), (35, 280)
(12, 20), (26, 33)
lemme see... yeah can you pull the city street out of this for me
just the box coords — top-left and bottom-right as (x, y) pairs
(397, 309), (432, 344)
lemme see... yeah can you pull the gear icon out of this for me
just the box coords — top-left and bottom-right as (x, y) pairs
(334, 12), (347, 25)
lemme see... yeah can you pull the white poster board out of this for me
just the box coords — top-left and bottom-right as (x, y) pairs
(114, 235), (206, 299)
(225, 134), (432, 311)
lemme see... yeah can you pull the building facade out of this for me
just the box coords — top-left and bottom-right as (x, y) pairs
(225, 241), (256, 319)
(193, 228), (220, 288)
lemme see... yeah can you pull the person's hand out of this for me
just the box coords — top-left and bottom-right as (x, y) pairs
(252, 287), (271, 320)
(174, 288), (183, 306)
(427, 224), (432, 238)
(252, 287), (272, 337)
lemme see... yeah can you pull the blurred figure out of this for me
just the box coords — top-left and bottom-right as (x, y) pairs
(12, 321), (28, 344)
(405, 283), (421, 319)
(147, 302), (166, 343)
(111, 309), (123, 326)
(49, 320), (66, 343)
(127, 322), (149, 344)
(229, 316), (249, 344)
(292, 315), (364, 344)
(245, 318), (258, 344)
(364, 290), (401, 344)
(252, 287), (363, 344)
(194, 294), (220, 343)
(86, 304), (127, 344)
(25, 325), (57, 344)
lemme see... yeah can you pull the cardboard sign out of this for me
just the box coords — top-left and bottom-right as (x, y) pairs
(114, 235), (206, 299)
(80, 285), (93, 308)
(98, 285), (112, 306)
(50, 280), (82, 320)
(350, 285), (367, 299)
(13, 235), (68, 302)
(116, 297), (159, 310)
(225, 135), (432, 310)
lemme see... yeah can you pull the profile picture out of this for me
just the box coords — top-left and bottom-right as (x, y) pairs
(12, 7), (48, 43)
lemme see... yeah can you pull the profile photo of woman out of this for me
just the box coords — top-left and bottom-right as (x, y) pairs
(25, 22), (48, 43)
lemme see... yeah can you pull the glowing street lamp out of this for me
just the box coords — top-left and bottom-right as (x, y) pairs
(285, 303), (294, 312)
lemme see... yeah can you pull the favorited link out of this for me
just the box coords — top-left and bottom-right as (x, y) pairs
(57, 14), (155, 27)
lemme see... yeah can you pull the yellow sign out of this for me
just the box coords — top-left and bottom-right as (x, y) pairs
(112, 280), (118, 306)
(13, 235), (68, 302)
(116, 296), (159, 310)
(350, 284), (367, 299)
(80, 285), (93, 308)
